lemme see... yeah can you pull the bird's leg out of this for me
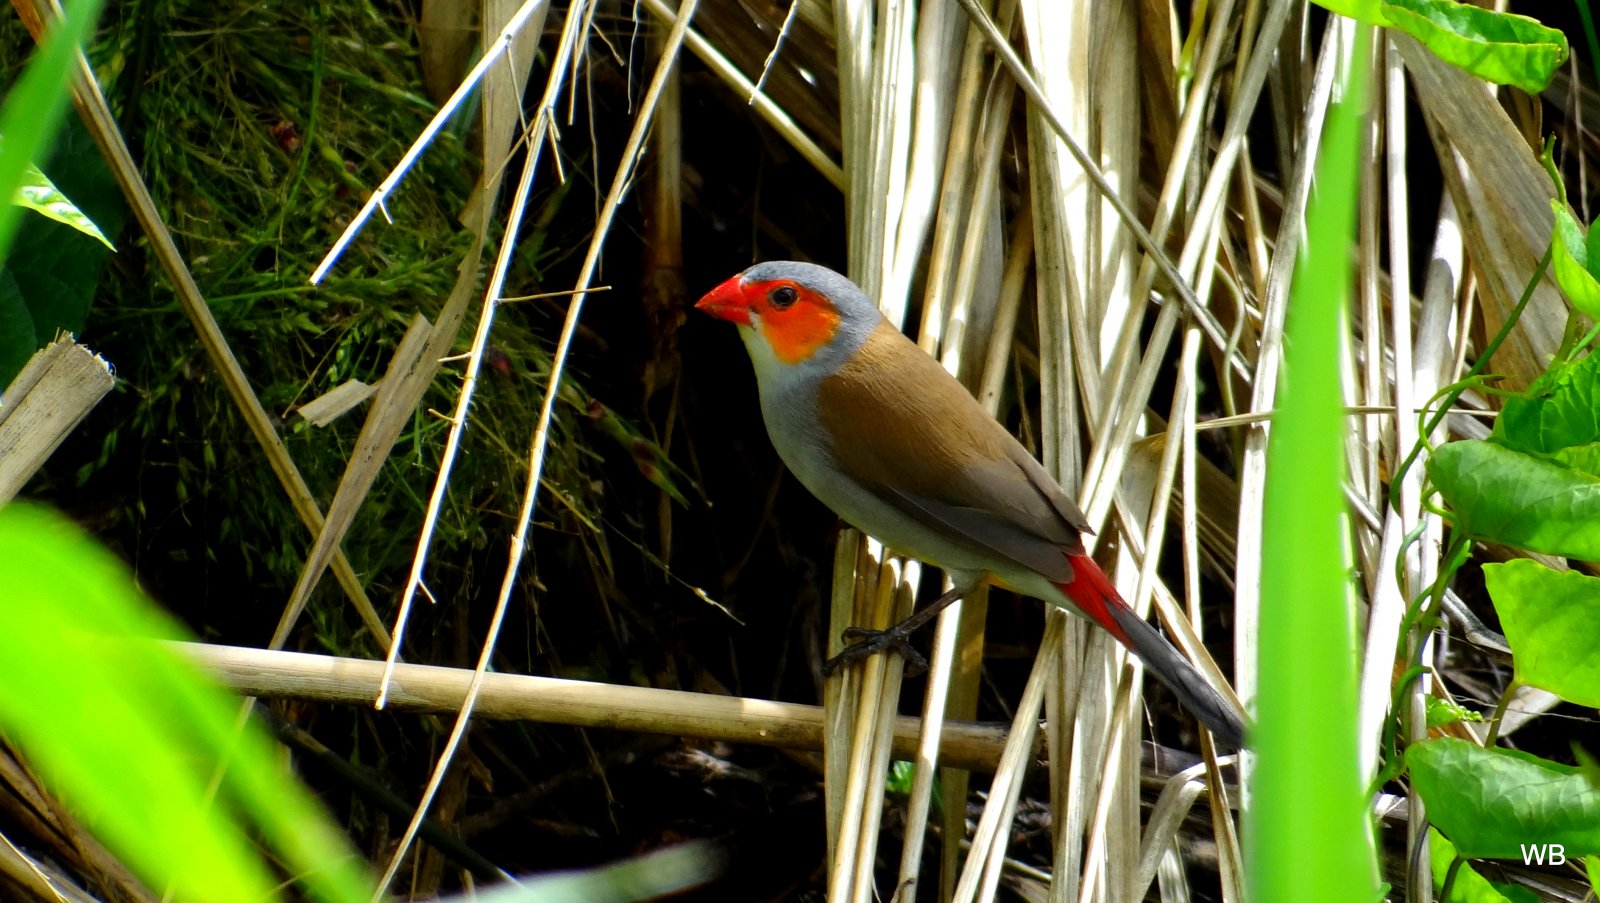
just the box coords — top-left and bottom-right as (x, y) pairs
(821, 584), (967, 678)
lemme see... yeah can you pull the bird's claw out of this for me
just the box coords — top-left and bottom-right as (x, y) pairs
(822, 625), (928, 677)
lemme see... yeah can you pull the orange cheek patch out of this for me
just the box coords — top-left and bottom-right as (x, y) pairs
(763, 302), (841, 365)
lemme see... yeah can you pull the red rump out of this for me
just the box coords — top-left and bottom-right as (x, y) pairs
(1055, 554), (1133, 646)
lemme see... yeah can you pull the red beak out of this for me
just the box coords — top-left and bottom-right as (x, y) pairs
(695, 274), (752, 325)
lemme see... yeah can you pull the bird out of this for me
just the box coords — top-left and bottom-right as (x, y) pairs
(695, 260), (1246, 749)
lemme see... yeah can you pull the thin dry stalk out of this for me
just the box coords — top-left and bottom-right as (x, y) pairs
(1357, 35), (1423, 779)
(376, 0), (702, 891)
(1077, 328), (1199, 903)
(825, 536), (884, 895)
(944, 73), (1015, 381)
(1400, 187), (1469, 903)
(918, 0), (1002, 356)
(270, 316), (431, 651)
(309, 0), (553, 283)
(845, 560), (918, 903)
(637, 0), (845, 187)
(888, 0), (964, 319)
(1133, 758), (1209, 898)
(478, 0), (547, 211)
(378, 0), (595, 708)
(951, 614), (1065, 902)
(0, 832), (101, 903)
(1356, 32), (1386, 550)
(182, 642), (1020, 769)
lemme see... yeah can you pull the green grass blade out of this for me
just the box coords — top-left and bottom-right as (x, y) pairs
(1247, 26), (1380, 902)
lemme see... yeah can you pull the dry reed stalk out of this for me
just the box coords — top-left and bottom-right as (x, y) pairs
(374, 0), (705, 892)
(637, 0), (845, 188)
(0, 338), (113, 505)
(180, 642), (1020, 770)
(269, 316), (432, 651)
(377, 0), (594, 710)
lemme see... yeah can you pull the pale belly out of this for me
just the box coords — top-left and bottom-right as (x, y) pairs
(760, 389), (1003, 591)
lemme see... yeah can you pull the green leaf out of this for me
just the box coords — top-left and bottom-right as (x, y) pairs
(1586, 214), (1600, 280)
(1578, 746), (1600, 793)
(1425, 696), (1484, 730)
(0, 503), (374, 903)
(1489, 883), (1543, 903)
(0, 0), (109, 264)
(0, 116), (126, 389)
(10, 161), (112, 248)
(1492, 351), (1600, 459)
(1482, 560), (1600, 707)
(886, 760), (916, 796)
(1552, 443), (1600, 478)
(1381, 0), (1568, 94)
(1428, 830), (1520, 902)
(1410, 739), (1600, 860)
(1318, 0), (1393, 26)
(1548, 204), (1600, 319)
(1428, 440), (1600, 560)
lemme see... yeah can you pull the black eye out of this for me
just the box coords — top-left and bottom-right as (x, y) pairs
(769, 285), (799, 309)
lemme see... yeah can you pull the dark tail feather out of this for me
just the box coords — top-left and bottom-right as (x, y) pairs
(1058, 555), (1247, 750)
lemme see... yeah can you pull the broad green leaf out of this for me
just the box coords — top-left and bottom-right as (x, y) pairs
(1548, 204), (1600, 319)
(1318, 0), (1393, 26)
(1579, 747), (1600, 793)
(1382, 0), (1567, 94)
(1552, 443), (1600, 479)
(1492, 884), (1542, 903)
(1492, 351), (1600, 458)
(1483, 560), (1600, 707)
(1428, 831), (1528, 902)
(10, 161), (112, 248)
(1410, 740), (1600, 860)
(0, 0), (108, 264)
(0, 116), (126, 389)
(1428, 440), (1600, 559)
(0, 504), (373, 903)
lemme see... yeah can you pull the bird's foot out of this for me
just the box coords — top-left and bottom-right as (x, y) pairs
(820, 585), (969, 678)
(822, 624), (928, 677)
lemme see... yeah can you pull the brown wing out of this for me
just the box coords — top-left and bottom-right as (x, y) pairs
(816, 320), (1089, 582)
